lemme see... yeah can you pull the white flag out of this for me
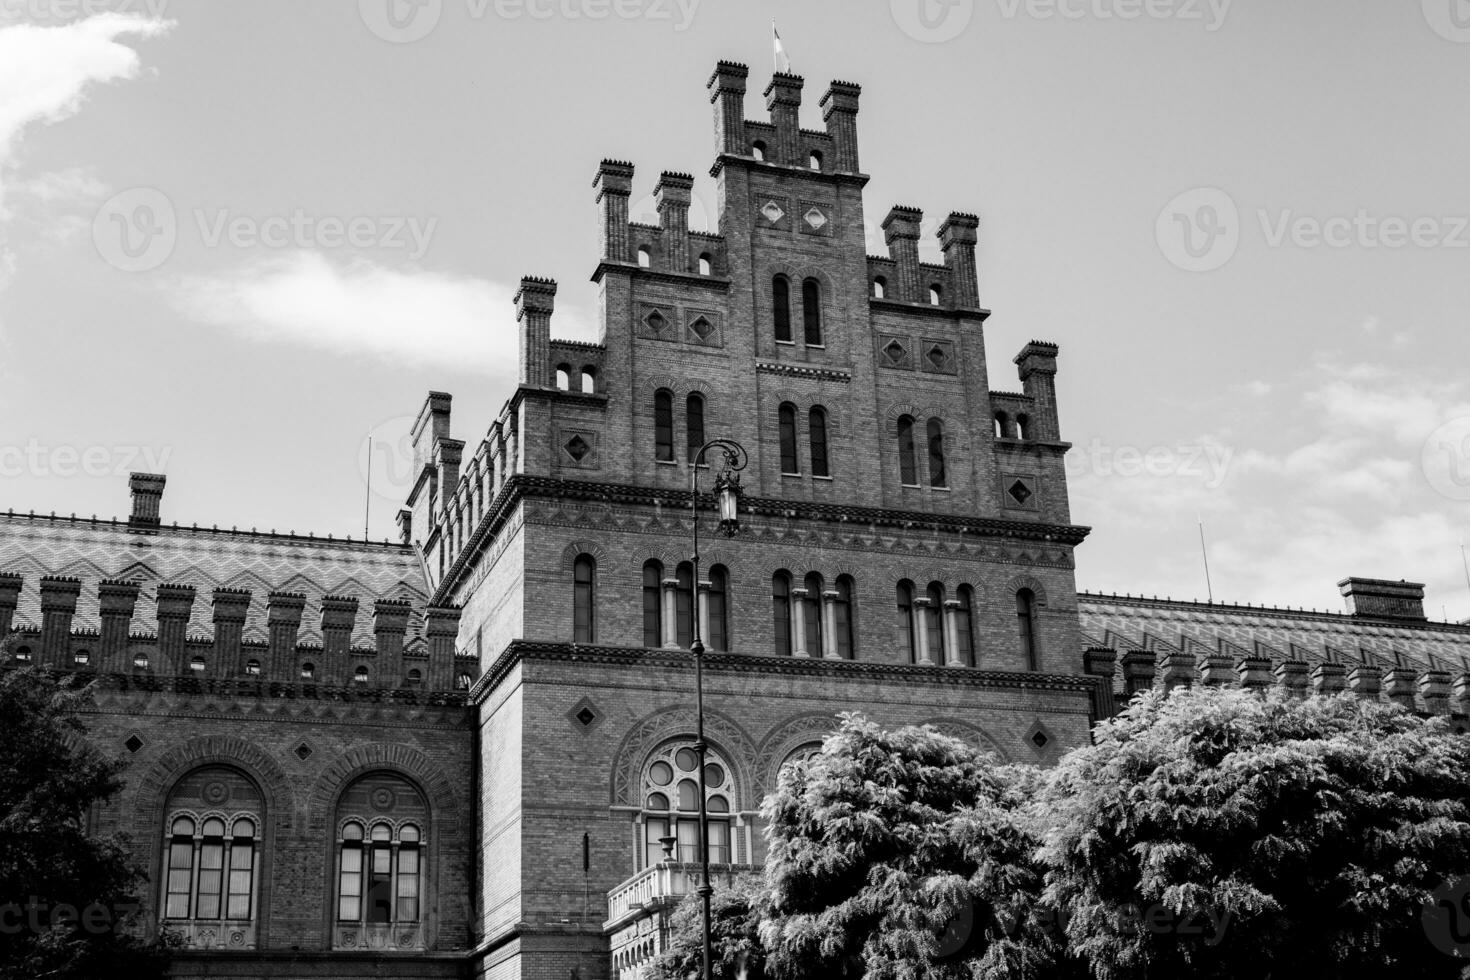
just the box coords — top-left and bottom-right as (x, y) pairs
(773, 21), (791, 73)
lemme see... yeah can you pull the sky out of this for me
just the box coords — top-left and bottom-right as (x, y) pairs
(1, 0), (1468, 619)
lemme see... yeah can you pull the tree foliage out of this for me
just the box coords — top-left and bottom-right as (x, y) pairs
(0, 662), (170, 980)
(650, 870), (769, 980)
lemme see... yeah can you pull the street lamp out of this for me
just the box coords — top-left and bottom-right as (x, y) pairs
(688, 438), (746, 980)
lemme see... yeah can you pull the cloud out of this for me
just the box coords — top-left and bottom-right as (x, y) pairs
(168, 250), (594, 377)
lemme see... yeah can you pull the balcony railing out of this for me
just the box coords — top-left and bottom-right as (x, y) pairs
(333, 922), (425, 951)
(161, 920), (256, 950)
(605, 861), (757, 934)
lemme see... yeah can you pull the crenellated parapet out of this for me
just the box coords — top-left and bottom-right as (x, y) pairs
(707, 61), (861, 176)
(0, 572), (464, 693)
(592, 160), (729, 278)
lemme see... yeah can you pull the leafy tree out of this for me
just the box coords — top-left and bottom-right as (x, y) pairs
(650, 871), (768, 980)
(0, 660), (171, 980)
(757, 714), (1067, 980)
(1038, 686), (1470, 980)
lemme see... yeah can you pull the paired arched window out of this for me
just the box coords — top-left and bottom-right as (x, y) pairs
(802, 572), (824, 657)
(772, 275), (792, 343)
(994, 412), (1009, 439)
(686, 393), (706, 463)
(802, 278), (823, 346)
(833, 574), (856, 660)
(929, 284), (943, 305)
(896, 580), (918, 664)
(809, 407), (830, 477)
(555, 364), (572, 390)
(925, 582), (947, 664)
(675, 562), (695, 648)
(1015, 413), (1030, 441)
(161, 767), (263, 947)
(778, 402), (799, 475)
(642, 560), (663, 648)
(334, 773), (429, 950)
(954, 585), (975, 667)
(927, 419), (948, 488)
(581, 367), (597, 394)
(654, 390), (675, 462)
(573, 555), (596, 643)
(708, 565), (730, 652)
(772, 572), (793, 657)
(1017, 589), (1039, 670)
(642, 743), (737, 868)
(896, 415), (918, 486)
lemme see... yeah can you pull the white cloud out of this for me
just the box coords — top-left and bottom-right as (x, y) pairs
(169, 250), (594, 377)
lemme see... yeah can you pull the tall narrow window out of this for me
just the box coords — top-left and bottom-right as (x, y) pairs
(686, 393), (706, 463)
(397, 825), (421, 922)
(195, 818), (226, 920)
(337, 823), (364, 921)
(927, 418), (948, 488)
(773, 572), (793, 657)
(955, 585), (975, 667)
(654, 390), (674, 462)
(926, 582), (947, 664)
(698, 253), (712, 276)
(778, 402), (799, 474)
(896, 581), (917, 664)
(802, 278), (822, 346)
(803, 572), (824, 656)
(1017, 589), (1039, 670)
(165, 817), (195, 919)
(708, 565), (729, 651)
(226, 818), (255, 919)
(675, 562), (694, 648)
(809, 407), (830, 477)
(834, 575), (855, 660)
(367, 824), (392, 924)
(773, 275), (792, 342)
(642, 560), (663, 648)
(897, 416), (918, 485)
(573, 554), (596, 643)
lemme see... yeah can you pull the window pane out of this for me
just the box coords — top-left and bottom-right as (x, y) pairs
(166, 840), (194, 919)
(400, 824), (420, 844)
(574, 555), (595, 643)
(196, 842), (224, 919)
(773, 276), (791, 342)
(956, 587), (974, 666)
(1018, 589), (1037, 669)
(778, 404), (798, 474)
(927, 583), (946, 662)
(676, 818), (700, 863)
(646, 792), (669, 810)
(708, 819), (731, 864)
(803, 573), (823, 656)
(677, 779), (699, 811)
(227, 843), (253, 919)
(232, 818), (255, 838)
(171, 816), (195, 836)
(927, 418), (947, 487)
(802, 279), (822, 345)
(809, 408), (829, 477)
(773, 573), (792, 657)
(675, 564), (694, 648)
(708, 567), (728, 651)
(897, 582), (916, 664)
(650, 761), (673, 786)
(708, 794), (729, 813)
(897, 417), (917, 485)
(642, 562), (663, 648)
(675, 748), (699, 773)
(368, 845), (392, 923)
(397, 847), (420, 922)
(645, 817), (670, 867)
(654, 390), (674, 461)
(338, 845), (363, 921)
(686, 394), (705, 463)
(835, 577), (854, 661)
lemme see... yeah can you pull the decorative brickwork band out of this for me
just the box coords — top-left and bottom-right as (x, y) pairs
(211, 588), (252, 677)
(319, 595), (359, 687)
(265, 591), (305, 681)
(97, 579), (141, 673)
(1273, 660), (1310, 698)
(0, 572), (22, 638)
(38, 576), (82, 668)
(424, 605), (462, 690)
(155, 583), (196, 675)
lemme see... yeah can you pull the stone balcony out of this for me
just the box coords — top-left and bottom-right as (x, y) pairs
(605, 861), (757, 978)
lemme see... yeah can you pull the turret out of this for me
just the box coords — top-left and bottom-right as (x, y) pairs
(938, 212), (980, 309)
(707, 61), (749, 157)
(762, 73), (804, 166)
(593, 159), (635, 263)
(819, 80), (861, 172)
(1014, 342), (1061, 442)
(881, 205), (923, 302)
(655, 172), (695, 274)
(515, 276), (557, 388)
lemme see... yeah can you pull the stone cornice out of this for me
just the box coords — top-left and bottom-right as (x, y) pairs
(590, 262), (732, 292)
(1079, 590), (1470, 635)
(755, 361), (853, 383)
(868, 298), (992, 322)
(471, 639), (1102, 705)
(708, 152), (871, 187)
(0, 510), (411, 553)
(433, 475), (1091, 605)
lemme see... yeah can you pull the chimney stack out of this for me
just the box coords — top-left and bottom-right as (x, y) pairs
(707, 61), (749, 157)
(129, 473), (166, 529)
(1338, 578), (1427, 621)
(515, 277), (557, 388)
(819, 79), (861, 172)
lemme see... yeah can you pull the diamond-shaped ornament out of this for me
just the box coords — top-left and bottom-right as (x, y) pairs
(565, 436), (591, 462)
(883, 340), (907, 363)
(761, 201), (785, 223)
(803, 208), (827, 230)
(1008, 480), (1033, 505)
(689, 316), (714, 340)
(645, 309), (667, 333)
(927, 345), (948, 368)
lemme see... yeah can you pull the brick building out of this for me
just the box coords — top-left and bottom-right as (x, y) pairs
(1, 60), (1467, 980)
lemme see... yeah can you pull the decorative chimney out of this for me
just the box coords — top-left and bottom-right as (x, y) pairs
(1337, 578), (1427, 621)
(128, 473), (166, 529)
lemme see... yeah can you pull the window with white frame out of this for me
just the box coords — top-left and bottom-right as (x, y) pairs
(640, 743), (737, 869)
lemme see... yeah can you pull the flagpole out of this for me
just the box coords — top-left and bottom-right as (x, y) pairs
(1198, 515), (1215, 603)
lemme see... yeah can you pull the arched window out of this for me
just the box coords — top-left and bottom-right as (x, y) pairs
(73, 649), (90, 666)
(161, 767), (263, 948)
(641, 743), (738, 868)
(896, 581), (918, 664)
(808, 406), (830, 477)
(809, 150), (823, 170)
(896, 415), (918, 486)
(955, 585), (975, 667)
(642, 560), (663, 648)
(929, 284), (943, 305)
(698, 253), (712, 276)
(686, 392), (706, 463)
(555, 364), (571, 390)
(994, 412), (1009, 439)
(802, 278), (822, 346)
(300, 662), (315, 680)
(778, 402), (799, 475)
(334, 773), (429, 950)
(654, 389), (674, 462)
(772, 572), (793, 657)
(708, 565), (730, 651)
(573, 554), (596, 643)
(637, 246), (651, 268)
(1016, 413), (1030, 441)
(190, 656), (206, 673)
(675, 562), (695, 648)
(927, 418), (948, 488)
(580, 367), (596, 394)
(13, 645), (31, 663)
(872, 277), (887, 299)
(926, 582), (947, 664)
(834, 575), (855, 660)
(455, 673), (472, 690)
(772, 275), (792, 342)
(803, 572), (824, 657)
(1017, 589), (1039, 670)
(751, 140), (767, 161)
(245, 659), (260, 676)
(354, 666), (369, 684)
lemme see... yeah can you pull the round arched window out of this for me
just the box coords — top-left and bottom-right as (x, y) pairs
(641, 743), (738, 867)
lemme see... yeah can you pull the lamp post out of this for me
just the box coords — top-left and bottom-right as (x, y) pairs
(688, 438), (746, 980)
